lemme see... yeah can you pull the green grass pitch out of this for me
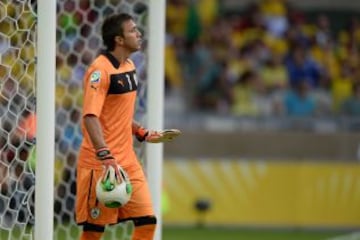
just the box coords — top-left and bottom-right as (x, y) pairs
(0, 225), (348, 240)
(162, 226), (345, 240)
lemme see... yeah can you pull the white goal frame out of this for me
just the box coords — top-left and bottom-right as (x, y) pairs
(35, 0), (165, 240)
(146, 1), (166, 240)
(35, 0), (56, 239)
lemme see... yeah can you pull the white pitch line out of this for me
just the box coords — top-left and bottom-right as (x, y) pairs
(327, 232), (360, 240)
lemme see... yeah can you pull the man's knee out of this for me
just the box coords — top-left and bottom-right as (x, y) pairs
(132, 215), (157, 227)
(132, 216), (157, 240)
(83, 223), (105, 232)
(80, 223), (104, 240)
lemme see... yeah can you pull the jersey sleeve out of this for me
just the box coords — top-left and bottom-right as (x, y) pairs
(82, 66), (109, 117)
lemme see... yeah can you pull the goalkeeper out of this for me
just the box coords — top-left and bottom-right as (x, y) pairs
(76, 13), (180, 240)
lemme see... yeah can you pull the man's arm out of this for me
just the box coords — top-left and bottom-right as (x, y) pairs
(84, 114), (107, 149)
(131, 120), (143, 135)
(84, 114), (120, 180)
(131, 120), (149, 142)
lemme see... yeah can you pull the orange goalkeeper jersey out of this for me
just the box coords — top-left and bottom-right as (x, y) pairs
(78, 51), (140, 169)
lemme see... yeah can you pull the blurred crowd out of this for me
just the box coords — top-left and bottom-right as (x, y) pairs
(165, 0), (360, 117)
(2, 0), (360, 168)
(2, 0), (360, 122)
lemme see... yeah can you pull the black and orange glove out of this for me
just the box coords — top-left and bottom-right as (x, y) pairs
(134, 126), (149, 142)
(134, 127), (181, 143)
(96, 147), (120, 182)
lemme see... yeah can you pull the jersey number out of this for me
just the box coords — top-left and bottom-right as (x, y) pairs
(125, 73), (137, 91)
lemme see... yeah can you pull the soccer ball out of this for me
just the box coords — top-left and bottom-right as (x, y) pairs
(96, 165), (132, 208)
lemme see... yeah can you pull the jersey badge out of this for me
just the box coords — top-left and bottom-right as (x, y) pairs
(90, 207), (100, 219)
(90, 71), (101, 83)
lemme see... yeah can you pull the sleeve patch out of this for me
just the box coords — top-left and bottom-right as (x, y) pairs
(90, 70), (101, 83)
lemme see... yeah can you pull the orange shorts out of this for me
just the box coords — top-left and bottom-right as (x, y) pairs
(75, 163), (154, 226)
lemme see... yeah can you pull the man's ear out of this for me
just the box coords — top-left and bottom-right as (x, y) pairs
(115, 36), (124, 46)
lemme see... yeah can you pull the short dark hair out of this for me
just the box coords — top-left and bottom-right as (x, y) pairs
(102, 13), (134, 51)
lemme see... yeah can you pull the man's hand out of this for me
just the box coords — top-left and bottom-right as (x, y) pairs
(96, 147), (120, 183)
(135, 128), (181, 143)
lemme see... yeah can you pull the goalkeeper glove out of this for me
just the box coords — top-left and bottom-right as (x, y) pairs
(96, 147), (120, 182)
(135, 127), (181, 143)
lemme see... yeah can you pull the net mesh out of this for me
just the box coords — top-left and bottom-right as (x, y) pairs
(0, 0), (149, 239)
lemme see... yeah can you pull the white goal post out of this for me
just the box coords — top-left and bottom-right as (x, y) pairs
(34, 0), (166, 240)
(146, 1), (166, 240)
(35, 0), (56, 239)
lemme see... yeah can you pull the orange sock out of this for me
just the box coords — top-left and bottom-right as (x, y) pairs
(80, 231), (103, 240)
(132, 224), (156, 240)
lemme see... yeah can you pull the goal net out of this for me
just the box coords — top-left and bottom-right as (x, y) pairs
(0, 0), (151, 239)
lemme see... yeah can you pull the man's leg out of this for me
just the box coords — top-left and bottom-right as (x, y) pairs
(76, 167), (117, 239)
(118, 167), (156, 240)
(80, 223), (105, 240)
(131, 216), (156, 240)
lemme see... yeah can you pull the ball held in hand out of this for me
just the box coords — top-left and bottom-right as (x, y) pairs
(96, 165), (132, 208)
